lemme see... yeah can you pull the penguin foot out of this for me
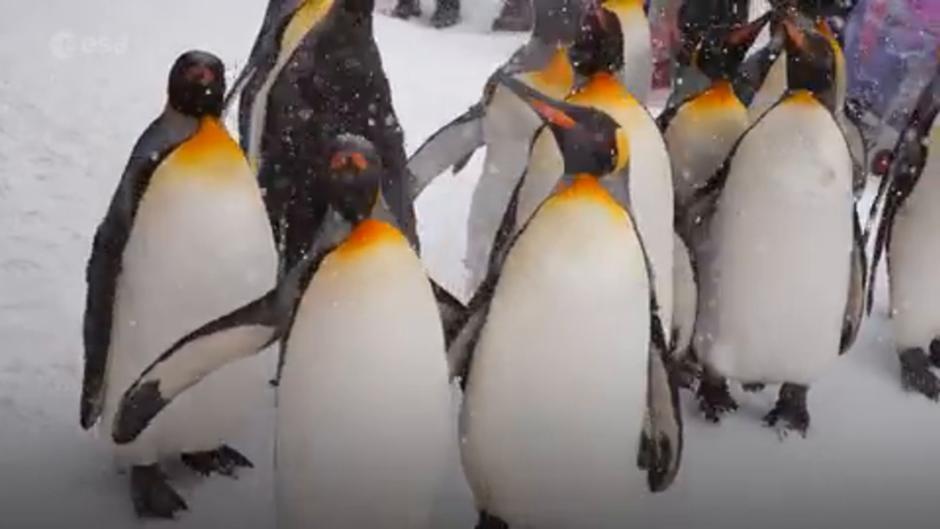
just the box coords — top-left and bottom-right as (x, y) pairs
(742, 383), (766, 393)
(130, 464), (187, 519)
(491, 0), (534, 32)
(763, 383), (810, 437)
(391, 0), (421, 19)
(181, 445), (254, 478)
(929, 339), (940, 369)
(674, 356), (701, 390)
(431, 6), (460, 29)
(899, 348), (940, 401)
(697, 374), (737, 423)
(476, 511), (509, 529)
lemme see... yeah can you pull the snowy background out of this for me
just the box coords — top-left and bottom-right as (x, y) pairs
(1, 0), (938, 528)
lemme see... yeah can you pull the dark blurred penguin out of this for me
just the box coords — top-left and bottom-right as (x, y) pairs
(236, 0), (415, 275)
(868, 66), (940, 400)
(691, 11), (865, 436)
(392, 0), (461, 28)
(82, 51), (276, 518)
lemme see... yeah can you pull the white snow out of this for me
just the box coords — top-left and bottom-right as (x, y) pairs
(1, 1), (939, 528)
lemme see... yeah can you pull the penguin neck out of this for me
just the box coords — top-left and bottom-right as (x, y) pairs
(281, 0), (336, 54)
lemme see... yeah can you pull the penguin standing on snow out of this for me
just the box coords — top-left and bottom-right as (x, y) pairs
(570, 0), (654, 106)
(868, 66), (940, 400)
(447, 77), (676, 529)
(691, 11), (865, 435)
(235, 0), (416, 274)
(110, 135), (457, 529)
(407, 0), (589, 299)
(81, 51), (277, 518)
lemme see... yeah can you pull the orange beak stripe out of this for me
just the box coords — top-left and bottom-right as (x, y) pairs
(349, 152), (369, 171)
(782, 18), (807, 52)
(529, 99), (577, 129)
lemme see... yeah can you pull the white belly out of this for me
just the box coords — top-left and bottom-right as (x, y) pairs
(463, 195), (650, 529)
(277, 241), (455, 529)
(465, 85), (543, 297)
(695, 99), (853, 385)
(101, 169), (277, 464)
(889, 120), (940, 350)
(617, 11), (653, 106)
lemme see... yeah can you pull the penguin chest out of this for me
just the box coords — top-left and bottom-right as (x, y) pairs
(464, 181), (650, 527)
(105, 145), (277, 458)
(697, 96), (853, 385)
(666, 88), (749, 214)
(889, 121), (940, 349)
(278, 224), (453, 529)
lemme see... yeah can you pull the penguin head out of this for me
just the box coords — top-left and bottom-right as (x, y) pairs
(325, 134), (384, 225)
(692, 13), (771, 81)
(570, 1), (624, 78)
(168, 50), (226, 118)
(780, 10), (837, 110)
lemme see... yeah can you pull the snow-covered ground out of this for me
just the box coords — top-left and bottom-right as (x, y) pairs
(1, 1), (938, 528)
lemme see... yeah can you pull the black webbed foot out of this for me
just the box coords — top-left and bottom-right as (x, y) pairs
(763, 383), (810, 437)
(900, 348), (940, 401)
(929, 340), (940, 369)
(130, 464), (187, 519)
(181, 445), (254, 478)
(476, 511), (509, 529)
(391, 0), (421, 19)
(431, 0), (460, 28)
(742, 383), (766, 393)
(697, 372), (737, 423)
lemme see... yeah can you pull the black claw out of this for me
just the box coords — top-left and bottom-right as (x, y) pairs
(391, 1), (421, 19)
(130, 464), (188, 519)
(929, 340), (940, 369)
(742, 383), (766, 393)
(763, 383), (810, 437)
(697, 373), (737, 423)
(900, 348), (940, 401)
(476, 511), (509, 529)
(181, 445), (254, 478)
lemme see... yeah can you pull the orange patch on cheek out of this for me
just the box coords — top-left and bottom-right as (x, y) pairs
(333, 219), (406, 259)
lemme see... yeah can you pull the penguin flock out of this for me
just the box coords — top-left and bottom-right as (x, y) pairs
(79, 0), (940, 527)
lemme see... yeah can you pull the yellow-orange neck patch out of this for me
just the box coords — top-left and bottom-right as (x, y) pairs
(785, 89), (820, 107)
(523, 47), (575, 100)
(333, 219), (406, 260)
(688, 80), (744, 112)
(603, 0), (645, 16)
(548, 174), (628, 220)
(168, 117), (245, 169)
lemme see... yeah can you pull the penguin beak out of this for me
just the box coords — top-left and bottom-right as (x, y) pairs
(528, 99), (577, 130)
(782, 16), (808, 54)
(329, 150), (370, 172)
(727, 11), (771, 50)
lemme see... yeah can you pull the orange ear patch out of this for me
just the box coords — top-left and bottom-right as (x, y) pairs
(333, 219), (406, 260)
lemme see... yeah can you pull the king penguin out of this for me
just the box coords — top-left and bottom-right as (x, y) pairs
(407, 0), (589, 299)
(659, 14), (769, 240)
(868, 65), (940, 400)
(570, 0), (654, 106)
(691, 11), (865, 435)
(451, 78), (676, 529)
(81, 51), (277, 518)
(235, 0), (416, 275)
(110, 135), (457, 529)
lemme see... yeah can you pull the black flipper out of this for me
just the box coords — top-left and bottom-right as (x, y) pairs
(112, 210), (351, 444)
(81, 112), (199, 430)
(840, 208), (866, 354)
(407, 103), (486, 199)
(866, 72), (938, 309)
